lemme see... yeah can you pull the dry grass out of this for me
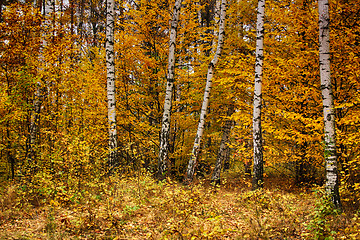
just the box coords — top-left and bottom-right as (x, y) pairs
(0, 173), (359, 240)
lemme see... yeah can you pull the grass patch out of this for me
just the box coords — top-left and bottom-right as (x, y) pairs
(0, 172), (359, 239)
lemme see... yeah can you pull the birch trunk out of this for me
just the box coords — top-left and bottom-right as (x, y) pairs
(185, 0), (227, 183)
(318, 0), (341, 208)
(211, 105), (234, 184)
(106, 0), (118, 171)
(252, 0), (265, 190)
(157, 0), (182, 178)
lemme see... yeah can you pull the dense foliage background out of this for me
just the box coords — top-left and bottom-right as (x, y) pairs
(0, 0), (359, 238)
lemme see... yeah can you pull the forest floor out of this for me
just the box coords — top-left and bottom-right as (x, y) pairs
(0, 172), (359, 240)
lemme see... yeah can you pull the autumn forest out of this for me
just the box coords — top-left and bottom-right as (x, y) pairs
(0, 0), (360, 238)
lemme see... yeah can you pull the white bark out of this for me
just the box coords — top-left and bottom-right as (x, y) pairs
(44, 0), (54, 17)
(106, 0), (118, 170)
(318, 0), (341, 208)
(252, 0), (265, 190)
(158, 0), (182, 178)
(186, 0), (227, 183)
(213, 0), (221, 45)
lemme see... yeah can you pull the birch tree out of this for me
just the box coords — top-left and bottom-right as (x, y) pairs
(318, 0), (341, 208)
(186, 0), (227, 183)
(106, 0), (118, 171)
(252, 0), (265, 190)
(157, 0), (182, 178)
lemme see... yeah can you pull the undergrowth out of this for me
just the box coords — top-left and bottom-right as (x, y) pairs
(0, 172), (359, 239)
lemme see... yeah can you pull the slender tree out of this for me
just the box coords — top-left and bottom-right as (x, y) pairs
(157, 0), (182, 178)
(186, 0), (227, 183)
(318, 0), (341, 208)
(252, 0), (265, 190)
(106, 0), (118, 171)
(211, 104), (234, 184)
(27, 83), (42, 170)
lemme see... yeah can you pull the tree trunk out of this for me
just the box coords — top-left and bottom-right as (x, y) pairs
(106, 0), (118, 171)
(27, 84), (42, 172)
(318, 0), (341, 208)
(70, 0), (74, 35)
(185, 0), (227, 184)
(211, 104), (234, 184)
(252, 0), (265, 190)
(6, 123), (14, 179)
(222, 143), (231, 170)
(157, 0), (182, 178)
(0, 2), (3, 21)
(78, 0), (85, 40)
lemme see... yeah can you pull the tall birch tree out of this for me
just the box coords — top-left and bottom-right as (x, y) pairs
(106, 0), (118, 171)
(252, 0), (265, 190)
(318, 0), (341, 208)
(186, 0), (227, 183)
(157, 0), (182, 178)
